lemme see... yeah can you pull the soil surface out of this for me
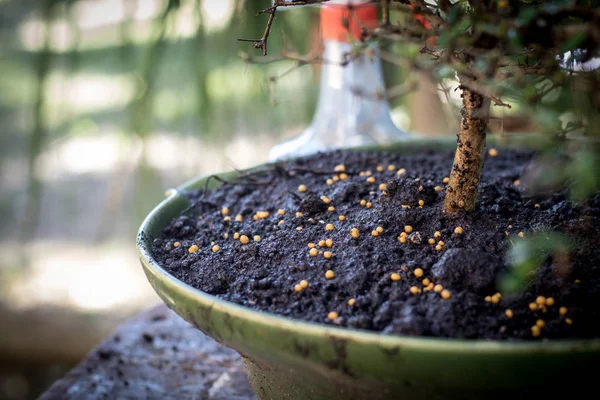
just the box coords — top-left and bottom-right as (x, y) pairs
(152, 148), (600, 340)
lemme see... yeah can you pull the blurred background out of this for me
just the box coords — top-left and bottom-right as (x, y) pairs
(0, 0), (536, 398)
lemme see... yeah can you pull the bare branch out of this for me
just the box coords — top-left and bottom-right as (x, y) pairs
(239, 0), (331, 56)
(420, 46), (443, 59)
(238, 0), (596, 121)
(498, 62), (554, 76)
(272, 0), (328, 9)
(237, 7), (277, 56)
(490, 95), (512, 109)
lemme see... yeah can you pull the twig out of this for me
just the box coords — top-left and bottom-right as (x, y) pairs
(438, 79), (455, 106)
(238, 51), (288, 65)
(237, 7), (277, 56)
(271, 0), (328, 10)
(349, 79), (418, 101)
(386, 80), (419, 100)
(490, 95), (512, 108)
(370, 23), (433, 43)
(238, 0), (330, 56)
(288, 191), (303, 201)
(498, 61), (554, 76)
(420, 46), (443, 59)
(181, 173), (275, 215)
(533, 82), (562, 103)
(289, 165), (360, 175)
(459, 79), (507, 107)
(237, 0), (595, 121)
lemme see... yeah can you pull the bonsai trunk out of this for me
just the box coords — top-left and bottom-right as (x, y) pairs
(444, 77), (491, 213)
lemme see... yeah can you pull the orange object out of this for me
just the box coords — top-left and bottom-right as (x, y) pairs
(407, 4), (438, 47)
(321, 3), (378, 42)
(408, 5), (432, 30)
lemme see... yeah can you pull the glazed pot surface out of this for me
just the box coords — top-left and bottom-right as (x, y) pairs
(137, 138), (600, 400)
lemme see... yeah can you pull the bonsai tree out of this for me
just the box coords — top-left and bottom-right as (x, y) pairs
(241, 0), (600, 213)
(141, 5), (600, 397)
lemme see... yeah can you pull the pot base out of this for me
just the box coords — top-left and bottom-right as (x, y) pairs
(138, 138), (600, 400)
(241, 351), (581, 400)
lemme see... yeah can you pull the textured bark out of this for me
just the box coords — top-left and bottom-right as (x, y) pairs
(444, 78), (491, 213)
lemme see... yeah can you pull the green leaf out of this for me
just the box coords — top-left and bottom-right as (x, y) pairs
(515, 8), (537, 27)
(434, 65), (456, 80)
(499, 233), (571, 294)
(560, 32), (588, 54)
(569, 150), (600, 201)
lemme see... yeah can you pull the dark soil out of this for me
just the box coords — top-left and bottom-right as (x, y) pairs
(151, 148), (600, 340)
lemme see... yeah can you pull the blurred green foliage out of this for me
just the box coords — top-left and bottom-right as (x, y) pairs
(500, 233), (572, 294)
(569, 149), (600, 201)
(0, 0), (335, 241)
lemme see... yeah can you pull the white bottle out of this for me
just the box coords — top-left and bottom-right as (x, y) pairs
(269, 0), (411, 162)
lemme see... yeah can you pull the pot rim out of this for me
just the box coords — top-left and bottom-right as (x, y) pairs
(137, 137), (600, 354)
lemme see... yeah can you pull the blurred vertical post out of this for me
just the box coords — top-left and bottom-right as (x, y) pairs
(130, 0), (181, 225)
(120, 0), (139, 68)
(407, 71), (452, 136)
(95, 0), (143, 242)
(130, 0), (179, 139)
(66, 0), (81, 74)
(21, 0), (56, 241)
(194, 0), (212, 134)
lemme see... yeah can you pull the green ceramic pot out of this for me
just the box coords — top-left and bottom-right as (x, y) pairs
(137, 138), (600, 400)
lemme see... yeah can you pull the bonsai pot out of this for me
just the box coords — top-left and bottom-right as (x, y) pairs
(137, 137), (600, 400)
